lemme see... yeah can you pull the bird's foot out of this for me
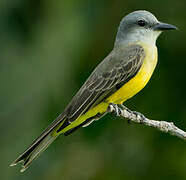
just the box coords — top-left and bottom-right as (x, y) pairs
(119, 104), (146, 123)
(108, 103), (122, 116)
(108, 103), (146, 123)
(132, 111), (146, 123)
(117, 104), (132, 123)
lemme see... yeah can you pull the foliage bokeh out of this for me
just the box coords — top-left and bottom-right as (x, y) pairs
(1, 0), (186, 179)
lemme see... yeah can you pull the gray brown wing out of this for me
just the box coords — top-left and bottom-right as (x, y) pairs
(64, 44), (145, 123)
(12, 45), (145, 166)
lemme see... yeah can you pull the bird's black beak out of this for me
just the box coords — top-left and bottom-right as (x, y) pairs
(153, 22), (178, 31)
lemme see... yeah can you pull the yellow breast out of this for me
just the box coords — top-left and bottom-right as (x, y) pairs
(107, 43), (158, 104)
(56, 43), (158, 134)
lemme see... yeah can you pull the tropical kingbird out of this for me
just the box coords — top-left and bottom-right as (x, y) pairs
(10, 10), (177, 172)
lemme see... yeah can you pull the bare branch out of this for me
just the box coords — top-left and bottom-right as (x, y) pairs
(107, 104), (186, 140)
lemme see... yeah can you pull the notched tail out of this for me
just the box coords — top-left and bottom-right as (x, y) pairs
(10, 113), (66, 172)
(10, 134), (57, 172)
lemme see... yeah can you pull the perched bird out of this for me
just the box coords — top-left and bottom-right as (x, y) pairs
(10, 10), (177, 172)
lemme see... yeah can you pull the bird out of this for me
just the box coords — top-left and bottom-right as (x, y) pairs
(10, 10), (177, 172)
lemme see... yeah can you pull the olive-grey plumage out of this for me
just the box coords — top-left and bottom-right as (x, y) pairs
(64, 44), (145, 123)
(10, 10), (177, 172)
(11, 44), (146, 169)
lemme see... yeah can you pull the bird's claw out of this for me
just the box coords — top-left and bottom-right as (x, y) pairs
(108, 103), (122, 116)
(132, 111), (146, 123)
(108, 103), (146, 124)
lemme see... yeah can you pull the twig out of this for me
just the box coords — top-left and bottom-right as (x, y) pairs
(107, 104), (186, 140)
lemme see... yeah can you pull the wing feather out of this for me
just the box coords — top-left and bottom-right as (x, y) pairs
(61, 44), (145, 125)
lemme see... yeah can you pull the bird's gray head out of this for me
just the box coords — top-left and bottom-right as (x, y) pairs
(115, 10), (177, 47)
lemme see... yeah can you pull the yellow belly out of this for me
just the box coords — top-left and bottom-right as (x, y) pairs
(55, 43), (158, 135)
(107, 43), (158, 104)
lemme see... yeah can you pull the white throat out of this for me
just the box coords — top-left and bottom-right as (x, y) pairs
(114, 29), (161, 48)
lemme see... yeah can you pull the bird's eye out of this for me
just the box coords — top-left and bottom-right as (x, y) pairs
(138, 20), (146, 27)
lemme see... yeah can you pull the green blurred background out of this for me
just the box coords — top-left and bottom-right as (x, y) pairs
(1, 0), (186, 179)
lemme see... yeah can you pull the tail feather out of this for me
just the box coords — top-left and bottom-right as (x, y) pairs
(24, 134), (57, 172)
(10, 111), (104, 172)
(12, 134), (57, 172)
(10, 113), (66, 172)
